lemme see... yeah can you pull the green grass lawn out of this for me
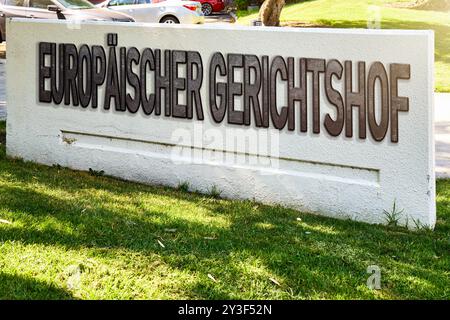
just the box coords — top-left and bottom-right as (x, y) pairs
(0, 120), (448, 299)
(238, 0), (450, 92)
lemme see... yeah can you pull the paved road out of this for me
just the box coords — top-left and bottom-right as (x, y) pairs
(435, 93), (450, 178)
(1, 57), (449, 177)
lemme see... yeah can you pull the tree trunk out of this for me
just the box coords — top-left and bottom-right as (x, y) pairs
(259, 0), (285, 26)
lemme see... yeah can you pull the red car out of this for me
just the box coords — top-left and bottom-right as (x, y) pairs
(197, 0), (224, 16)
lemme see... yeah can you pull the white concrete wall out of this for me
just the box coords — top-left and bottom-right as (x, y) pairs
(6, 19), (435, 228)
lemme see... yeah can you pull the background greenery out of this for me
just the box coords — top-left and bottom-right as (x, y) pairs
(237, 0), (450, 92)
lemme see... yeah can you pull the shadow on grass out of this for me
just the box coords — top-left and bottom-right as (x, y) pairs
(0, 159), (449, 299)
(0, 272), (74, 299)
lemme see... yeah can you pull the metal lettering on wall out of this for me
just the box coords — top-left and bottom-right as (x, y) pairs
(38, 33), (410, 143)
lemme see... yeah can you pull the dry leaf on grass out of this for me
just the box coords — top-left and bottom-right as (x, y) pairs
(207, 274), (217, 282)
(157, 240), (165, 248)
(269, 278), (281, 286)
(0, 219), (12, 225)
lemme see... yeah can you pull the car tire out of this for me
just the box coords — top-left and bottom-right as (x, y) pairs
(201, 3), (213, 16)
(160, 16), (180, 24)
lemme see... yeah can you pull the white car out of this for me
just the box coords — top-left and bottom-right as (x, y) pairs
(98, 0), (204, 24)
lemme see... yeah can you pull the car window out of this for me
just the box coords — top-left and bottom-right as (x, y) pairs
(28, 0), (54, 9)
(108, 0), (135, 6)
(57, 0), (93, 9)
(3, 0), (26, 6)
(136, 0), (151, 4)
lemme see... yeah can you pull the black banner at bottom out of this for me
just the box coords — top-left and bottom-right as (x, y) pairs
(0, 300), (445, 318)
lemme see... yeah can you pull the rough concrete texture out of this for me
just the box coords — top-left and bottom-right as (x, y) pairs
(435, 93), (450, 177)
